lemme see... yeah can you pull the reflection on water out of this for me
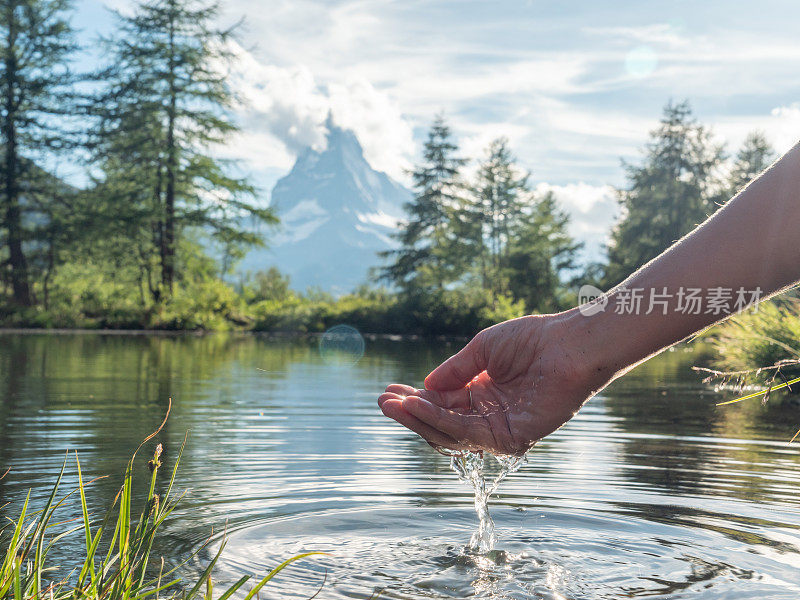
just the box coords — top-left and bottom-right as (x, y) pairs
(1, 334), (800, 599)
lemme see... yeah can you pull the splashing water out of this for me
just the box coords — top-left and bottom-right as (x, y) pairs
(444, 450), (527, 553)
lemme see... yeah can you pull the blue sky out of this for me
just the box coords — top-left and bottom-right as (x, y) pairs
(70, 0), (800, 257)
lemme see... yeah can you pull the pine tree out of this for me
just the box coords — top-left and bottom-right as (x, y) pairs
(728, 131), (775, 196)
(0, 0), (78, 306)
(469, 137), (529, 294)
(380, 115), (466, 291)
(605, 101), (725, 287)
(505, 191), (582, 312)
(94, 0), (275, 301)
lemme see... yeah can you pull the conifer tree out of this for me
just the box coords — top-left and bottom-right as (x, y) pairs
(728, 131), (775, 195)
(469, 137), (529, 294)
(505, 191), (581, 312)
(380, 115), (466, 291)
(605, 101), (725, 287)
(0, 0), (78, 306)
(94, 0), (275, 301)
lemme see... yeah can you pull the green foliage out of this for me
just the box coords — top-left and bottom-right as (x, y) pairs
(381, 127), (580, 316)
(1, 0), (278, 316)
(605, 100), (726, 287)
(1, 73), (783, 336)
(92, 0), (276, 300)
(0, 0), (80, 306)
(505, 191), (582, 313)
(2, 237), (249, 330)
(0, 258), (528, 336)
(380, 114), (467, 291)
(400, 287), (524, 336)
(465, 140), (580, 313)
(467, 137), (531, 295)
(250, 287), (393, 334)
(241, 266), (293, 303)
(711, 297), (800, 379)
(247, 282), (523, 336)
(155, 278), (247, 331)
(32, 261), (148, 329)
(0, 426), (320, 599)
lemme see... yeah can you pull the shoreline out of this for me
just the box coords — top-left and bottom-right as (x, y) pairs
(0, 327), (468, 342)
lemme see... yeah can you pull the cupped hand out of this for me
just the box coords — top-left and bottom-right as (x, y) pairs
(378, 312), (612, 455)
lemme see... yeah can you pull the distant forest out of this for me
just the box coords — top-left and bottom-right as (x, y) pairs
(0, 0), (776, 334)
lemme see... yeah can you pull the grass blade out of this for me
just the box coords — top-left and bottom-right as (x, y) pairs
(716, 375), (800, 405)
(216, 575), (251, 600)
(242, 552), (328, 600)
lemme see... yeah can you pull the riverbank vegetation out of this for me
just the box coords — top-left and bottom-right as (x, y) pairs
(707, 295), (800, 383)
(0, 415), (320, 600)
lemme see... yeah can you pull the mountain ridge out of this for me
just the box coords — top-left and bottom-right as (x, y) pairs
(239, 117), (411, 293)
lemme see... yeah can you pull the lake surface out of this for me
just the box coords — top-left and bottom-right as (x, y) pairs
(1, 332), (800, 599)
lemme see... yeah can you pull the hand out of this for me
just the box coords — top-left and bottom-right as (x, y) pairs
(378, 312), (612, 455)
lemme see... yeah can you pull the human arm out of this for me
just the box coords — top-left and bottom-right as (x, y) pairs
(378, 141), (800, 455)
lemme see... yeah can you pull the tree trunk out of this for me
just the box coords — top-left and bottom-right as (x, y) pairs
(42, 232), (55, 310)
(2, 14), (32, 306)
(151, 160), (164, 303)
(162, 111), (176, 294)
(161, 8), (177, 295)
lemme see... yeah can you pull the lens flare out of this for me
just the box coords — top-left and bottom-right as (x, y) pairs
(625, 45), (658, 78)
(319, 324), (365, 364)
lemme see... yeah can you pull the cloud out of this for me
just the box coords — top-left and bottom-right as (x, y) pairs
(326, 79), (415, 179)
(230, 55), (328, 155)
(707, 102), (800, 162)
(767, 104), (800, 152)
(585, 23), (692, 50)
(225, 42), (414, 183)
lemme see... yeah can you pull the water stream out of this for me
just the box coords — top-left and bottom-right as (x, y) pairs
(446, 450), (528, 552)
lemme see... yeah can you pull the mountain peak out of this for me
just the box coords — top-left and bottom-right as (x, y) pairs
(239, 118), (411, 293)
(288, 116), (366, 181)
(322, 115), (364, 161)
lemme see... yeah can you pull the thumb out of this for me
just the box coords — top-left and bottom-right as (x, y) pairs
(424, 330), (488, 391)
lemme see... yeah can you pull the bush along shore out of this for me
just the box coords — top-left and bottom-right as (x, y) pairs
(0, 269), (528, 337)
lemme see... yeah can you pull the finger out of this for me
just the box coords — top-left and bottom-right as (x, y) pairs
(417, 387), (470, 410)
(384, 383), (470, 410)
(378, 391), (404, 407)
(402, 396), (495, 450)
(379, 397), (463, 450)
(385, 383), (419, 396)
(424, 332), (488, 391)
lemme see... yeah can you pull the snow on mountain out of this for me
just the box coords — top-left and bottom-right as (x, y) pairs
(239, 116), (411, 293)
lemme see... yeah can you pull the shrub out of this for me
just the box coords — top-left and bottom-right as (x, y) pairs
(154, 279), (250, 331)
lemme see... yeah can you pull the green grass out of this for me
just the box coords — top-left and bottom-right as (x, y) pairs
(0, 404), (324, 600)
(710, 297), (800, 381)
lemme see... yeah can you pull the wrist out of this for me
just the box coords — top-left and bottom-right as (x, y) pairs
(559, 283), (713, 384)
(553, 303), (648, 386)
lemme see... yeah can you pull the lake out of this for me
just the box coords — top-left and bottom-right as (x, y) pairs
(1, 331), (799, 599)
